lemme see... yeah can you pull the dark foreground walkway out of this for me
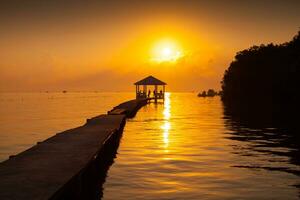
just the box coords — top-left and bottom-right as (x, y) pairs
(0, 99), (147, 200)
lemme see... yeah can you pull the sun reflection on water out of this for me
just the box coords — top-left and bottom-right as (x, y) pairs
(163, 93), (171, 120)
(162, 122), (170, 148)
(161, 93), (171, 151)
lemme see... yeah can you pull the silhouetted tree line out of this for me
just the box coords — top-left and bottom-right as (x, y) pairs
(221, 30), (300, 109)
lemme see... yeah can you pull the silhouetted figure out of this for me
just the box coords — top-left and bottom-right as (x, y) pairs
(148, 90), (151, 98)
(159, 90), (162, 98)
(137, 90), (141, 98)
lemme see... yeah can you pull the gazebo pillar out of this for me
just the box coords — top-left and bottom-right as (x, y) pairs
(135, 85), (137, 98)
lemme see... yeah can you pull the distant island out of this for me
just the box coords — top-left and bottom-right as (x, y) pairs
(197, 89), (221, 97)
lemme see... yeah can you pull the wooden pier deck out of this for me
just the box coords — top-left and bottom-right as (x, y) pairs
(0, 99), (148, 200)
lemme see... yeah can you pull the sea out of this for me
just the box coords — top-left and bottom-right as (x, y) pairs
(0, 92), (299, 199)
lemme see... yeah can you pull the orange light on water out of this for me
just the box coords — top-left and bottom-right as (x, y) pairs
(161, 93), (171, 151)
(163, 93), (171, 120)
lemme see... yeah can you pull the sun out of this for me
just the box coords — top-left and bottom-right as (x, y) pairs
(162, 47), (172, 57)
(151, 39), (183, 63)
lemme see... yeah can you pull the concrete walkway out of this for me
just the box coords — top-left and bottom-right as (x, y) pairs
(0, 99), (147, 200)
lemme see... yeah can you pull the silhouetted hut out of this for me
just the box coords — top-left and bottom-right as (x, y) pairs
(134, 76), (167, 100)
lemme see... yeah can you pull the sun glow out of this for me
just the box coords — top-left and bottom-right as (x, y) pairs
(162, 47), (172, 57)
(151, 39), (183, 63)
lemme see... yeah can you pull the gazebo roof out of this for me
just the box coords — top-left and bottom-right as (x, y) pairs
(134, 76), (167, 85)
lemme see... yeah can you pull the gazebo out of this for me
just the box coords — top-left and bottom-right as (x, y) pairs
(134, 76), (167, 100)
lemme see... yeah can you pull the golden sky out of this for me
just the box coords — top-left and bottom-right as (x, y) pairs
(0, 0), (299, 92)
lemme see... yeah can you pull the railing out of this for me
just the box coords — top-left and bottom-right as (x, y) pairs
(136, 92), (165, 99)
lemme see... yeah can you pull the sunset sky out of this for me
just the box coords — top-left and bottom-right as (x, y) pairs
(0, 0), (299, 92)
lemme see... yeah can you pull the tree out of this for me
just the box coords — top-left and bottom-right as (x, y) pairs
(221, 31), (300, 108)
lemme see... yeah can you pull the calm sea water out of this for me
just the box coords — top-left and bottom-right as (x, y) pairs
(102, 93), (300, 200)
(0, 92), (299, 199)
(0, 92), (133, 161)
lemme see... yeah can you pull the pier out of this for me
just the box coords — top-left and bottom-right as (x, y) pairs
(0, 98), (148, 200)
